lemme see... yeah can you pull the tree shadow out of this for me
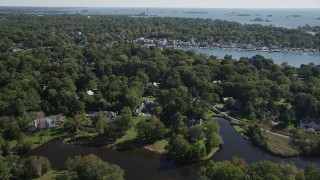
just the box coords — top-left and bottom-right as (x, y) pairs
(116, 137), (159, 151)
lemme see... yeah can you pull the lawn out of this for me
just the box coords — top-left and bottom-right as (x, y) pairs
(204, 110), (217, 119)
(232, 112), (251, 122)
(36, 171), (59, 180)
(9, 126), (72, 148)
(141, 96), (157, 102)
(215, 103), (224, 109)
(115, 116), (148, 144)
(265, 132), (300, 157)
(233, 124), (246, 136)
(144, 139), (169, 154)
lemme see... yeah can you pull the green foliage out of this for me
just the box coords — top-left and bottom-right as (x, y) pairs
(198, 161), (246, 180)
(64, 115), (83, 133)
(136, 116), (166, 140)
(92, 112), (110, 133)
(0, 13), (319, 159)
(21, 156), (51, 179)
(199, 159), (305, 180)
(0, 157), (11, 180)
(166, 134), (190, 160)
(166, 121), (220, 161)
(16, 133), (34, 154)
(225, 97), (236, 110)
(65, 154), (124, 180)
(245, 124), (268, 147)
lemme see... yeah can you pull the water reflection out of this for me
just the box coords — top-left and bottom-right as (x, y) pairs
(26, 118), (320, 180)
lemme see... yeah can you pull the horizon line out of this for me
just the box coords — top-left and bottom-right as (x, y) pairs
(1, 6), (320, 9)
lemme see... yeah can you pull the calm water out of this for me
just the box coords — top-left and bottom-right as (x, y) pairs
(1, 7), (319, 28)
(26, 119), (320, 180)
(181, 47), (320, 67)
(88, 8), (320, 29)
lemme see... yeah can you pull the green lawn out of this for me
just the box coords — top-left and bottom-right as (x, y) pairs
(215, 103), (224, 109)
(141, 96), (157, 102)
(233, 124), (246, 136)
(116, 116), (148, 144)
(36, 170), (59, 180)
(9, 126), (71, 148)
(204, 110), (217, 119)
(232, 112), (251, 122)
(145, 139), (169, 153)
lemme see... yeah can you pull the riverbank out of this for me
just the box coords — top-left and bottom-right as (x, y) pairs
(212, 106), (301, 157)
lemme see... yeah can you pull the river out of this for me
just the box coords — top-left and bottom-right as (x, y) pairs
(26, 119), (320, 180)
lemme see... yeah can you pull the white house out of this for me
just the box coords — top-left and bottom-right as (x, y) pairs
(86, 90), (94, 96)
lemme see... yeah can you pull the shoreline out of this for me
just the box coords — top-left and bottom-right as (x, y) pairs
(214, 113), (301, 158)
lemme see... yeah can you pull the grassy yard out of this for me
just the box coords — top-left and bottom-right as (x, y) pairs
(141, 96), (157, 102)
(9, 126), (72, 148)
(36, 171), (59, 180)
(233, 124), (246, 136)
(200, 147), (220, 160)
(204, 110), (217, 119)
(232, 112), (251, 122)
(215, 103), (224, 109)
(265, 132), (300, 157)
(144, 139), (169, 154)
(115, 116), (148, 144)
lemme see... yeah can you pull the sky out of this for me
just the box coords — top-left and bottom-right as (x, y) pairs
(0, 0), (319, 8)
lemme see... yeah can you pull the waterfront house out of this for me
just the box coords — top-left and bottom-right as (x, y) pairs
(28, 115), (65, 132)
(299, 119), (320, 131)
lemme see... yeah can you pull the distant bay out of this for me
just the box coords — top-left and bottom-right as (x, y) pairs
(180, 47), (320, 67)
(69, 8), (320, 29)
(1, 7), (319, 29)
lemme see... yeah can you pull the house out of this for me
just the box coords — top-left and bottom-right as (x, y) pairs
(28, 115), (65, 132)
(86, 90), (94, 96)
(103, 111), (117, 119)
(133, 98), (158, 116)
(147, 82), (160, 88)
(134, 102), (145, 116)
(85, 111), (117, 120)
(300, 119), (320, 131)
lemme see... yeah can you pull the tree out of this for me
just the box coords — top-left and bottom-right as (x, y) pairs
(136, 116), (165, 140)
(166, 134), (190, 160)
(64, 115), (83, 133)
(114, 107), (132, 136)
(305, 164), (320, 180)
(21, 156), (51, 179)
(65, 154), (124, 180)
(198, 161), (246, 180)
(188, 125), (204, 142)
(225, 97), (236, 110)
(0, 157), (11, 180)
(204, 121), (220, 151)
(92, 112), (110, 133)
(16, 133), (33, 154)
(245, 124), (268, 147)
